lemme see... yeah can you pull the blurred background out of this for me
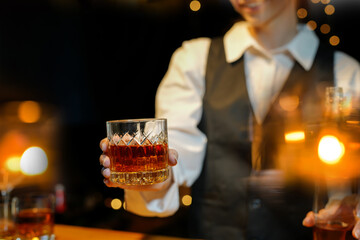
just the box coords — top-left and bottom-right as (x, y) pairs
(0, 0), (359, 238)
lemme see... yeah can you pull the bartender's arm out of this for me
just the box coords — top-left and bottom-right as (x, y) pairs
(98, 38), (209, 217)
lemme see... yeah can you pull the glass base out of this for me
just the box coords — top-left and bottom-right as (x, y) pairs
(13, 234), (55, 240)
(110, 167), (170, 185)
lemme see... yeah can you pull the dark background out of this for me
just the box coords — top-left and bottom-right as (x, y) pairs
(0, 0), (359, 238)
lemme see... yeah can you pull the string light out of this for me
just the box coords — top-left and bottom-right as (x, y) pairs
(329, 35), (340, 46)
(320, 24), (331, 34)
(307, 20), (317, 31)
(182, 195), (192, 206)
(110, 198), (122, 210)
(189, 0), (201, 12)
(298, 0), (340, 46)
(297, 8), (308, 19)
(324, 5), (335, 15)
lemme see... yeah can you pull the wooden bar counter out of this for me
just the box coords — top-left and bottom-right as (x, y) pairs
(54, 224), (201, 240)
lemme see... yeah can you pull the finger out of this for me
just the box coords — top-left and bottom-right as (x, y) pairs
(168, 149), (178, 166)
(353, 220), (360, 239)
(102, 155), (110, 168)
(302, 211), (315, 227)
(101, 168), (110, 178)
(100, 138), (109, 152)
(99, 154), (109, 166)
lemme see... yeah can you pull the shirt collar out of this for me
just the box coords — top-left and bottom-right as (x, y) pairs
(223, 21), (319, 71)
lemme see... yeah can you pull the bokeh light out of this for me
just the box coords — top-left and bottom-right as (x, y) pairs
(297, 8), (308, 19)
(285, 131), (305, 142)
(329, 35), (340, 46)
(20, 146), (48, 176)
(111, 198), (122, 210)
(321, 0), (331, 4)
(18, 101), (41, 123)
(320, 24), (331, 34)
(324, 5), (335, 15)
(5, 156), (21, 172)
(181, 195), (192, 206)
(318, 135), (345, 165)
(189, 0), (201, 12)
(307, 20), (317, 31)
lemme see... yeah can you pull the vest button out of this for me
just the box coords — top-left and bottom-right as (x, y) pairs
(249, 198), (261, 210)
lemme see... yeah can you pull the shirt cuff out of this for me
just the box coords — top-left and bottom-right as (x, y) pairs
(124, 178), (180, 217)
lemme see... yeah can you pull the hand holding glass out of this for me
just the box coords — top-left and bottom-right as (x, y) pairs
(313, 180), (358, 240)
(106, 118), (169, 185)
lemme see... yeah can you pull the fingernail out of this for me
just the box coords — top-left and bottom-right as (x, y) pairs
(174, 152), (178, 162)
(355, 229), (360, 239)
(101, 142), (107, 152)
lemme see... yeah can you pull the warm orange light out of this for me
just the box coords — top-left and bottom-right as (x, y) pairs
(318, 135), (345, 165)
(285, 131), (305, 142)
(320, 24), (331, 34)
(307, 20), (317, 31)
(0, 131), (29, 165)
(279, 95), (299, 111)
(182, 195), (192, 206)
(297, 8), (308, 19)
(324, 4), (335, 15)
(329, 35), (340, 46)
(346, 120), (360, 125)
(18, 101), (41, 123)
(5, 156), (21, 172)
(190, 0), (201, 11)
(111, 198), (122, 210)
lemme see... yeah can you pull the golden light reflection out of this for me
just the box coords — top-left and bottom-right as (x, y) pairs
(279, 95), (299, 111)
(318, 135), (345, 165)
(321, 0), (330, 4)
(20, 146), (48, 176)
(320, 24), (331, 34)
(307, 20), (317, 31)
(285, 131), (305, 142)
(182, 195), (192, 206)
(297, 8), (307, 19)
(324, 4), (335, 15)
(0, 131), (29, 165)
(189, 0), (201, 12)
(329, 35), (340, 46)
(111, 198), (122, 210)
(5, 156), (21, 172)
(18, 101), (41, 123)
(346, 120), (360, 125)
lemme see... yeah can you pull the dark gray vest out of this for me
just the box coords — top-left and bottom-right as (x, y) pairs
(189, 37), (334, 240)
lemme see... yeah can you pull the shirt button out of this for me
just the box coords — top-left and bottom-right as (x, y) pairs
(250, 198), (261, 210)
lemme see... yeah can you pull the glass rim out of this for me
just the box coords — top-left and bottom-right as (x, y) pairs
(106, 118), (167, 124)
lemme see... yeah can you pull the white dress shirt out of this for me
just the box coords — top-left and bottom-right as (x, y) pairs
(125, 21), (360, 217)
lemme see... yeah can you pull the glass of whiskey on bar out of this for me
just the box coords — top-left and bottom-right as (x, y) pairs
(106, 118), (169, 185)
(12, 193), (55, 240)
